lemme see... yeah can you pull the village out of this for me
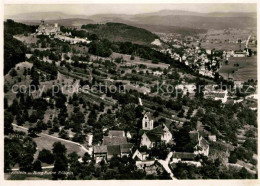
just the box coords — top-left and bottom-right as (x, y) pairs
(4, 16), (257, 180)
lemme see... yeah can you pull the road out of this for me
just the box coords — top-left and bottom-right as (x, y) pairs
(157, 152), (177, 180)
(11, 166), (54, 171)
(12, 123), (92, 155)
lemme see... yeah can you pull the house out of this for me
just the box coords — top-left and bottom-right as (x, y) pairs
(93, 130), (134, 162)
(132, 149), (149, 161)
(189, 131), (209, 157)
(206, 49), (211, 55)
(107, 145), (121, 160)
(208, 135), (217, 142)
(93, 144), (134, 162)
(102, 136), (127, 146)
(108, 130), (125, 137)
(140, 122), (173, 149)
(170, 152), (202, 167)
(232, 51), (247, 57)
(153, 71), (163, 76)
(93, 145), (107, 163)
(203, 89), (228, 103)
(234, 81), (244, 89)
(120, 144), (134, 157)
(171, 152), (196, 162)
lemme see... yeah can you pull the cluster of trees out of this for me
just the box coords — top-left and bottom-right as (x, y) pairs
(4, 33), (27, 75)
(4, 19), (37, 35)
(4, 20), (37, 74)
(4, 131), (37, 172)
(229, 144), (256, 165)
(32, 59), (58, 79)
(81, 22), (159, 45)
(88, 39), (112, 57)
(172, 157), (255, 179)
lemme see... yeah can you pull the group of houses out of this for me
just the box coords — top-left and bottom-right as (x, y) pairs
(93, 130), (134, 163)
(92, 111), (211, 170)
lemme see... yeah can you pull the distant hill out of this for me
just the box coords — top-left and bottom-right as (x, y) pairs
(5, 11), (88, 21)
(81, 22), (159, 45)
(132, 15), (257, 29)
(131, 24), (207, 35)
(7, 10), (257, 34)
(134, 9), (256, 18)
(20, 18), (95, 27)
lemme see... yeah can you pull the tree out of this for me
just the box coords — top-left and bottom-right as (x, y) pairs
(28, 127), (38, 137)
(38, 149), (54, 164)
(52, 142), (67, 156)
(229, 151), (237, 163)
(33, 160), (42, 171)
(10, 68), (17, 77)
(82, 152), (91, 164)
(52, 142), (68, 180)
(52, 156), (68, 180)
(4, 97), (8, 109)
(59, 129), (69, 140)
(4, 111), (14, 135)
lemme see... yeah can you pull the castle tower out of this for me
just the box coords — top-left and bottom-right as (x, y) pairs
(41, 19), (45, 25)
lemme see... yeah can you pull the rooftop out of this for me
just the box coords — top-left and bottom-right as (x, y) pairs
(108, 130), (125, 137)
(103, 136), (127, 146)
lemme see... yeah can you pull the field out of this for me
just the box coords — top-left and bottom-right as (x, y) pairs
(13, 125), (86, 159)
(219, 56), (257, 82)
(190, 28), (256, 51)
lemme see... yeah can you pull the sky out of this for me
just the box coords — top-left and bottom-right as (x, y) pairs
(4, 3), (257, 16)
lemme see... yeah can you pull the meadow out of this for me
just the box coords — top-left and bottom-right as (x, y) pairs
(219, 56), (257, 82)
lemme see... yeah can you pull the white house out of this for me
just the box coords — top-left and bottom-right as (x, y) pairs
(140, 123), (173, 149)
(132, 149), (149, 161)
(203, 89), (228, 103)
(206, 49), (211, 55)
(232, 51), (247, 57)
(153, 71), (163, 76)
(189, 131), (209, 157)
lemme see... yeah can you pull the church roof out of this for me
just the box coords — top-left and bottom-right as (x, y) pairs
(145, 132), (161, 142)
(144, 112), (153, 120)
(199, 137), (209, 148)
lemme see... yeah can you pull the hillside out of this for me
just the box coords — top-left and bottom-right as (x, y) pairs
(4, 20), (37, 74)
(81, 22), (159, 45)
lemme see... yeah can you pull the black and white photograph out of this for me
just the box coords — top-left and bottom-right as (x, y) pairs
(2, 1), (259, 182)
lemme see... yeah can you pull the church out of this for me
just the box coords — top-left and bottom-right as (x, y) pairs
(140, 112), (173, 149)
